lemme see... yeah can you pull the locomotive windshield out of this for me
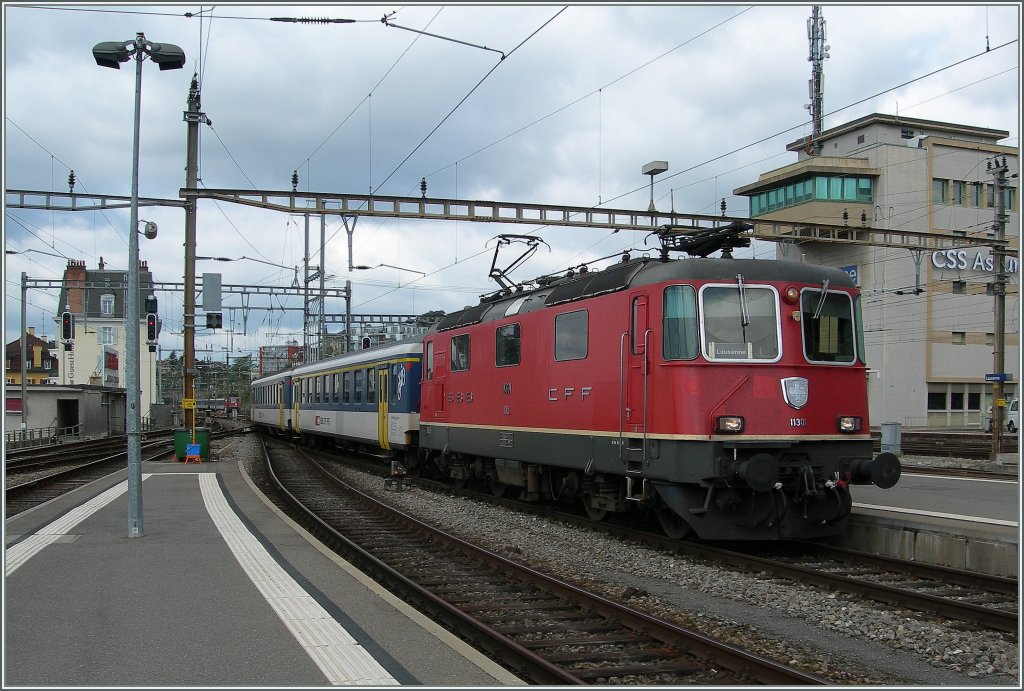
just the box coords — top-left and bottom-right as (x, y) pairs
(800, 289), (857, 363)
(699, 284), (780, 361)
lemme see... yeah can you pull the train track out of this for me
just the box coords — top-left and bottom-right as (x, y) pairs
(4, 426), (250, 519)
(256, 435), (826, 686)
(316, 447), (1018, 635)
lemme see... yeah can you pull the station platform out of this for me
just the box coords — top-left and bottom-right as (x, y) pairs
(4, 457), (523, 687)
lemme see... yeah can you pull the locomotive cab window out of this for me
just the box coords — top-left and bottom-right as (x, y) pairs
(451, 334), (470, 372)
(800, 289), (856, 363)
(496, 323), (520, 367)
(554, 310), (588, 361)
(700, 284), (780, 361)
(663, 285), (699, 360)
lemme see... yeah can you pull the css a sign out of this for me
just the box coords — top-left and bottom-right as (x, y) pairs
(103, 346), (120, 387)
(931, 249), (1020, 275)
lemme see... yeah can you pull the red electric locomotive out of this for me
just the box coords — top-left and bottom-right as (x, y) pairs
(417, 230), (900, 540)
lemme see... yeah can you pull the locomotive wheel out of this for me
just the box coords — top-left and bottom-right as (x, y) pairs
(490, 478), (508, 498)
(583, 495), (607, 522)
(657, 507), (695, 540)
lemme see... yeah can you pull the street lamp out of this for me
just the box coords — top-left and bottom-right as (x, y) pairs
(642, 160), (669, 214)
(94, 33), (185, 538)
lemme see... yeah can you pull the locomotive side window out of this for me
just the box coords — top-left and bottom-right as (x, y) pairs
(663, 285), (699, 360)
(700, 285), (780, 361)
(425, 341), (434, 380)
(451, 334), (471, 371)
(800, 289), (856, 363)
(496, 323), (521, 367)
(554, 310), (588, 361)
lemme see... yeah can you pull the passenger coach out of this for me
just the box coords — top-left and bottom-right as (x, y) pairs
(251, 339), (423, 452)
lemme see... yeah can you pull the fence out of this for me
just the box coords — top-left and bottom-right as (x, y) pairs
(5, 424), (81, 450)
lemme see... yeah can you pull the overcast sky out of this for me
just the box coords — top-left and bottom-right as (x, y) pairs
(4, 2), (1020, 361)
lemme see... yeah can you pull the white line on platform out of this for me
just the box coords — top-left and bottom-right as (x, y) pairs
(5, 477), (146, 576)
(854, 503), (1018, 527)
(197, 473), (399, 686)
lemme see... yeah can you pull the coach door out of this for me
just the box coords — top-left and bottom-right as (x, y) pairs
(621, 294), (650, 474)
(377, 368), (390, 451)
(277, 382), (285, 430)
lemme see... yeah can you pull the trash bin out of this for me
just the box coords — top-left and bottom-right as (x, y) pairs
(174, 426), (211, 461)
(880, 422), (901, 454)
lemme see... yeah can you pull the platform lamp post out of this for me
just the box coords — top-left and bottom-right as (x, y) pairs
(93, 33), (185, 538)
(642, 160), (669, 214)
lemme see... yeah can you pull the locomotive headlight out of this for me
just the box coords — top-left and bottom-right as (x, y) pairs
(783, 286), (800, 304)
(716, 416), (745, 433)
(838, 416), (863, 433)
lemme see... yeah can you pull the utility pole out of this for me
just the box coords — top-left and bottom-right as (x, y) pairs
(989, 155), (1010, 462)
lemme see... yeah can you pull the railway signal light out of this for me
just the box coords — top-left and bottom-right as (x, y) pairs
(362, 336), (371, 349)
(146, 313), (158, 341)
(206, 312), (222, 329)
(61, 311), (74, 340)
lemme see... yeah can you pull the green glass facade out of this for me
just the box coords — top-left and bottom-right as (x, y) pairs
(749, 175), (873, 217)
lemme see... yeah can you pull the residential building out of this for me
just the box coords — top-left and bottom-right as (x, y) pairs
(734, 113), (1019, 429)
(5, 327), (58, 386)
(54, 258), (162, 422)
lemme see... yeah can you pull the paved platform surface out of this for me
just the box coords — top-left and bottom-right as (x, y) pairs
(4, 458), (522, 687)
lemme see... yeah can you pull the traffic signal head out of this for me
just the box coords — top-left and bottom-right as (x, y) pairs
(61, 311), (74, 340)
(146, 313), (158, 341)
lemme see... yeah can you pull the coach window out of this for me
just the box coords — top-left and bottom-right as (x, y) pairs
(496, 323), (520, 367)
(663, 285), (698, 359)
(367, 368), (377, 404)
(343, 371), (352, 404)
(333, 373), (340, 403)
(554, 310), (588, 361)
(451, 334), (470, 372)
(800, 289), (856, 363)
(355, 369), (365, 403)
(315, 376), (322, 404)
(700, 285), (780, 361)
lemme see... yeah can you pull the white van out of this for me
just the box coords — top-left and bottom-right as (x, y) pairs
(1008, 399), (1019, 433)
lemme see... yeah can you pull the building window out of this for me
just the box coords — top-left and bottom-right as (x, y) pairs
(951, 331), (966, 345)
(952, 181), (967, 206)
(986, 332), (995, 346)
(856, 134), (865, 144)
(100, 294), (115, 315)
(927, 391), (947, 410)
(952, 281), (966, 295)
(932, 179), (948, 204)
(101, 326), (115, 345)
